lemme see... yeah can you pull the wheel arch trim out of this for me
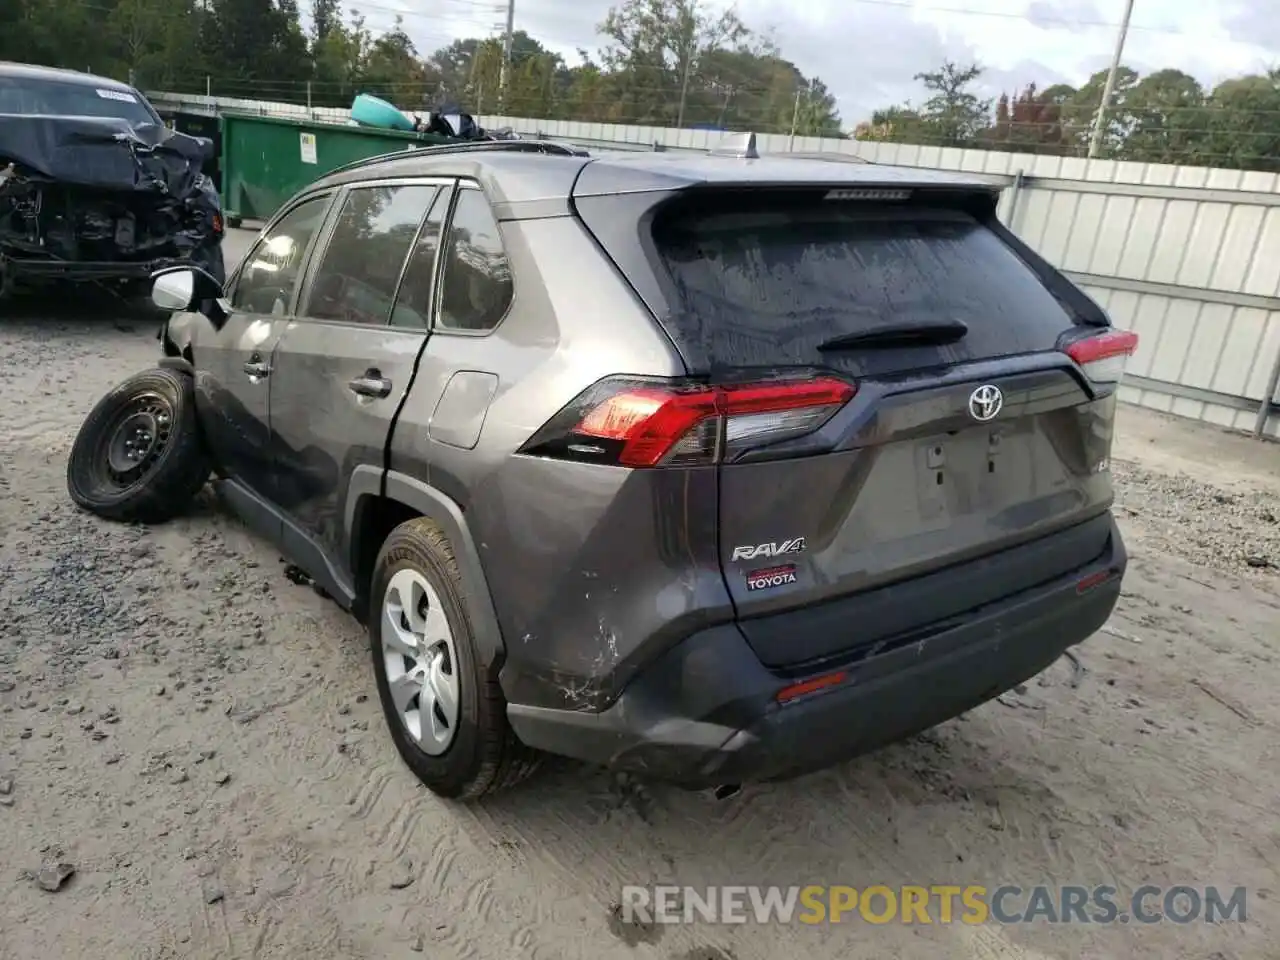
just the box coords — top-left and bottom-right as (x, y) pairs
(345, 465), (506, 670)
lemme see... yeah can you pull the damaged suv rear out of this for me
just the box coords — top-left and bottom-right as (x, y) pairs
(0, 62), (224, 299)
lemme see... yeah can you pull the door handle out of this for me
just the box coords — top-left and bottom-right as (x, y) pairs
(243, 359), (270, 378)
(348, 372), (392, 399)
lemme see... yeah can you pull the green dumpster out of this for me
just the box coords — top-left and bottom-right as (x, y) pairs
(219, 112), (456, 225)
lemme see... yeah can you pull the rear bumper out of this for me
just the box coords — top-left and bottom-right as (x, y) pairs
(506, 515), (1126, 788)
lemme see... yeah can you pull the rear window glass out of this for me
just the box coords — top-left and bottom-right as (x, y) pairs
(651, 199), (1075, 372)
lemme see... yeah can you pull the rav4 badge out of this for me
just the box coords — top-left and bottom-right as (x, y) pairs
(731, 538), (806, 562)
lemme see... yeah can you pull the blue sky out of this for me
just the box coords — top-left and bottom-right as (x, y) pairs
(323, 0), (1279, 123)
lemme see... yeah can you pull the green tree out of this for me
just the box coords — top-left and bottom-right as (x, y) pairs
(105, 0), (204, 87)
(1202, 71), (1280, 172)
(598, 0), (749, 125)
(857, 61), (990, 147)
(202, 0), (310, 92)
(311, 0), (340, 41)
(1061, 65), (1139, 156)
(981, 82), (1069, 154)
(592, 0), (839, 132)
(1122, 69), (1208, 164)
(12, 0), (1280, 173)
(360, 17), (428, 109)
(914, 61), (991, 145)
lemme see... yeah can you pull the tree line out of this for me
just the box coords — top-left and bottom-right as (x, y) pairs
(860, 62), (1280, 172)
(3, 0), (1279, 171)
(0, 0), (843, 137)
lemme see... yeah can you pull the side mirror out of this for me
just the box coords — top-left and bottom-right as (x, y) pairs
(151, 268), (198, 311)
(150, 266), (230, 326)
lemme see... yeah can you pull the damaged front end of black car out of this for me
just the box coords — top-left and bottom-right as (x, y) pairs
(0, 115), (225, 300)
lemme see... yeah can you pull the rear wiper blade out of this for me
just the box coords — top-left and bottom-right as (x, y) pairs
(817, 319), (969, 351)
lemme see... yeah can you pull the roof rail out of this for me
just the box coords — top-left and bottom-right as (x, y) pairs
(324, 138), (589, 178)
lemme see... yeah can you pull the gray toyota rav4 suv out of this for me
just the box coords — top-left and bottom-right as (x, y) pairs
(68, 138), (1135, 799)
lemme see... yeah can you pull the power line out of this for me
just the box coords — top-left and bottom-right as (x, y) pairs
(831, 0), (1198, 37)
(194, 75), (1280, 114)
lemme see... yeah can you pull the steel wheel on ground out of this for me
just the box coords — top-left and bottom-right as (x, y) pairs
(369, 517), (541, 799)
(66, 367), (212, 524)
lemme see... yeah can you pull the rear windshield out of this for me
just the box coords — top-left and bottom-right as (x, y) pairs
(0, 77), (158, 127)
(651, 197), (1075, 373)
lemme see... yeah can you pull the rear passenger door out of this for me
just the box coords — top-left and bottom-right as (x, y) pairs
(387, 183), (515, 492)
(265, 178), (452, 600)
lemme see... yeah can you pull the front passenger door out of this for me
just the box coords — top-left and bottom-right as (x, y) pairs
(265, 180), (451, 601)
(194, 193), (332, 498)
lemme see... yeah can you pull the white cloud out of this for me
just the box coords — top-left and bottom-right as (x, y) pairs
(325, 0), (1279, 124)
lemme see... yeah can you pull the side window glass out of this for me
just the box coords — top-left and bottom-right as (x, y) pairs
(230, 196), (328, 315)
(303, 184), (438, 326)
(436, 188), (513, 332)
(390, 189), (449, 330)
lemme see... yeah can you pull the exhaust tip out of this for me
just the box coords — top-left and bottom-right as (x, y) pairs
(712, 783), (742, 801)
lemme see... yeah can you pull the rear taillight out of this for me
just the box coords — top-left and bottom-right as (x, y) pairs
(1064, 329), (1139, 384)
(518, 376), (856, 468)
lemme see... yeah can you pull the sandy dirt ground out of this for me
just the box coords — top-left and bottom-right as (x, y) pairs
(1, 230), (1278, 960)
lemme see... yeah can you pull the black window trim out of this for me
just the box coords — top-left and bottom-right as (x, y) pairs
(292, 176), (455, 330)
(430, 180), (516, 338)
(225, 189), (337, 314)
(387, 180), (457, 332)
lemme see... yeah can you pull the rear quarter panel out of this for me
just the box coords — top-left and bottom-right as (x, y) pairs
(389, 215), (733, 711)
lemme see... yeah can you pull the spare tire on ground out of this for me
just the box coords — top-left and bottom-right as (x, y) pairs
(66, 366), (212, 524)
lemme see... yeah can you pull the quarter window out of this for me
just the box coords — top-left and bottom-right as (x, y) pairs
(390, 189), (450, 330)
(231, 195), (329, 315)
(303, 184), (439, 326)
(436, 188), (514, 332)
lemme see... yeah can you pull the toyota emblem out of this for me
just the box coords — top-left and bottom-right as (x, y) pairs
(968, 384), (1003, 422)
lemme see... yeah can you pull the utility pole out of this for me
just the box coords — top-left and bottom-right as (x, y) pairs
(1089, 0), (1135, 159)
(498, 0), (515, 105)
(676, 45), (694, 128)
(788, 80), (810, 151)
(676, 2), (701, 130)
(788, 88), (802, 150)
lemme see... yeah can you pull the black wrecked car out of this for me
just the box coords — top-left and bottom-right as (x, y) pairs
(0, 62), (225, 301)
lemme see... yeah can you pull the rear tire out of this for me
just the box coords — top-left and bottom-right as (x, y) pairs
(66, 367), (212, 524)
(369, 517), (540, 799)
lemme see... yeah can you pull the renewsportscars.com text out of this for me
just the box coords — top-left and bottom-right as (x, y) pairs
(619, 884), (1248, 926)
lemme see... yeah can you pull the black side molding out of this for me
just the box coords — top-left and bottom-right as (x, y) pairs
(344, 465), (507, 672)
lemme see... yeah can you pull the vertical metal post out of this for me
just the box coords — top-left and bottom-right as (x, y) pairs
(1005, 169), (1026, 229)
(676, 47), (694, 128)
(788, 88), (802, 151)
(1253, 341), (1280, 439)
(1089, 0), (1135, 159)
(205, 75), (211, 98)
(498, 0), (515, 102)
